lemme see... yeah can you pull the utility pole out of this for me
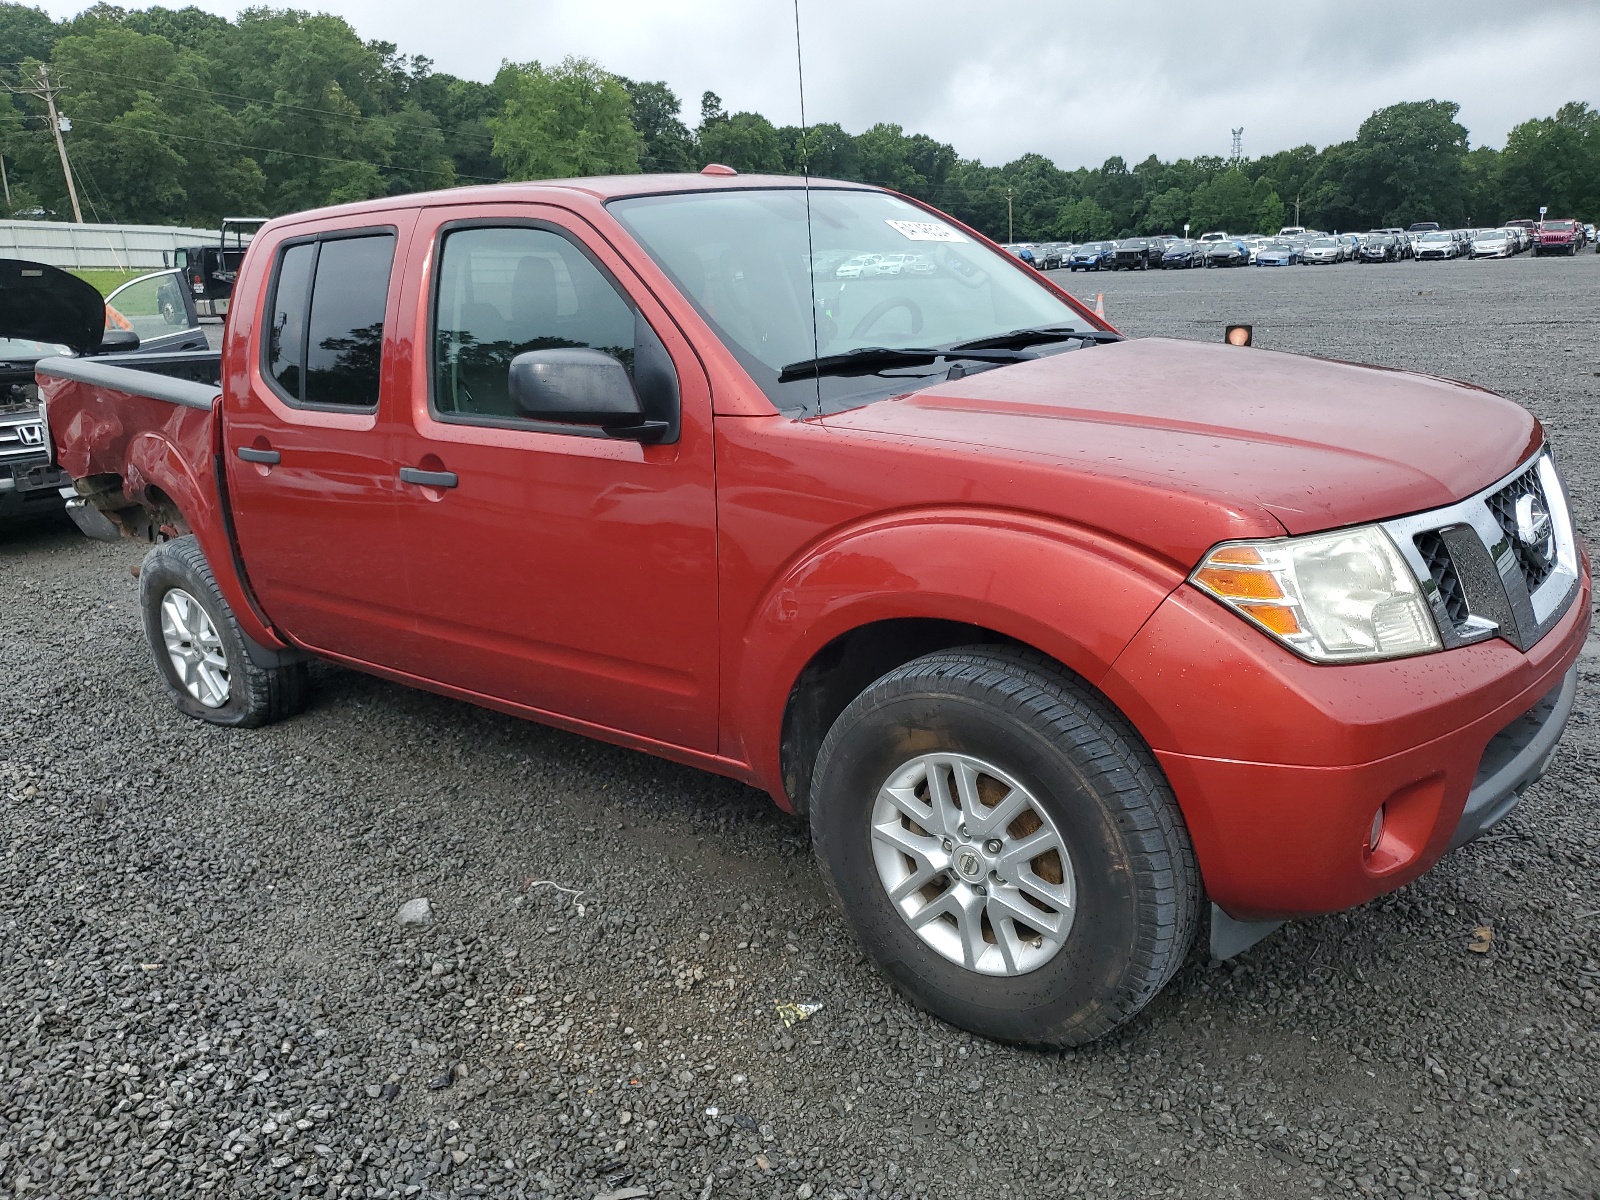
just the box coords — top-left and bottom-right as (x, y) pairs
(8, 66), (83, 223)
(0, 152), (10, 208)
(1294, 194), (1301, 226)
(1006, 187), (1014, 243)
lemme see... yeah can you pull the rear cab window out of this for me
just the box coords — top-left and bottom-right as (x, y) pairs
(264, 230), (397, 410)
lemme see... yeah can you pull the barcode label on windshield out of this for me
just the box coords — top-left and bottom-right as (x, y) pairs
(885, 219), (968, 243)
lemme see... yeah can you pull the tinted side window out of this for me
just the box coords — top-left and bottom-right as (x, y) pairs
(267, 242), (314, 401)
(304, 235), (395, 408)
(433, 226), (636, 422)
(264, 232), (395, 410)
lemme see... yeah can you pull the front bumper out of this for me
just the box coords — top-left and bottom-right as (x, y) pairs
(1101, 556), (1591, 923)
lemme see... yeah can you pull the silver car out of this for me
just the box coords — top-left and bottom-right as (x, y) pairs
(1302, 237), (1344, 265)
(1469, 229), (1516, 259)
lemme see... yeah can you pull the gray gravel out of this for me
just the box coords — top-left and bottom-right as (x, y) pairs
(3, 252), (1598, 1200)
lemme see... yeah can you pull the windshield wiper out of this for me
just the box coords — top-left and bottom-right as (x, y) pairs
(777, 345), (1032, 383)
(947, 325), (1123, 352)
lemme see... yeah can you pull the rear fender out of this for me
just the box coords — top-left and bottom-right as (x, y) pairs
(729, 508), (1184, 799)
(42, 374), (286, 654)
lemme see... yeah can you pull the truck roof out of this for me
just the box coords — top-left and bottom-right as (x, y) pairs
(262, 172), (881, 229)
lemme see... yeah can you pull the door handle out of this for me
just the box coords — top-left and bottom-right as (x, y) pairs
(399, 466), (458, 489)
(237, 446), (280, 465)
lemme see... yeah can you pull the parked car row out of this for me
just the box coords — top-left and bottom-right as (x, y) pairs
(1000, 218), (1595, 274)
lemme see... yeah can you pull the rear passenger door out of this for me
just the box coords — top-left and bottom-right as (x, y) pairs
(224, 217), (418, 668)
(386, 205), (720, 751)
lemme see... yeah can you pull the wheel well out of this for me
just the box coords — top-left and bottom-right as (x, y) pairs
(778, 618), (1017, 817)
(71, 474), (188, 542)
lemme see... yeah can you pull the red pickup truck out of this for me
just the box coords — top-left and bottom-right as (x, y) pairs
(32, 172), (1590, 1046)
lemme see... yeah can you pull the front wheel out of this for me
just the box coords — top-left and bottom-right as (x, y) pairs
(140, 535), (311, 728)
(810, 647), (1200, 1047)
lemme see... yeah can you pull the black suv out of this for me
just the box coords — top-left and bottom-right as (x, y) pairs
(1111, 238), (1164, 270)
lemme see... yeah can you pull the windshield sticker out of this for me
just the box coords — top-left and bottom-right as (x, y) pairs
(885, 219), (968, 243)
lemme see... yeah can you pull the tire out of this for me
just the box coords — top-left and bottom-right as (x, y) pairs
(139, 535), (310, 728)
(810, 646), (1200, 1047)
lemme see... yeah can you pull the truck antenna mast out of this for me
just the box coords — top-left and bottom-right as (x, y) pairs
(793, 0), (821, 417)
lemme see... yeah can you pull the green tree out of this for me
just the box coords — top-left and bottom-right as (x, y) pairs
(619, 77), (693, 173)
(779, 121), (859, 179)
(15, 24), (264, 223)
(1189, 168), (1255, 232)
(1330, 100), (1471, 228)
(490, 56), (640, 179)
(696, 93), (783, 173)
(1144, 187), (1189, 235)
(1495, 102), (1600, 221)
(1254, 189), (1286, 234)
(856, 123), (925, 192)
(1053, 196), (1113, 240)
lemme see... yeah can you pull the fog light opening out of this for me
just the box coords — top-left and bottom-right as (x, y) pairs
(1368, 806), (1386, 854)
(1225, 324), (1253, 346)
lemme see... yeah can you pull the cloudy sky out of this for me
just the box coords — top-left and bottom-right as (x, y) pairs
(39, 0), (1600, 167)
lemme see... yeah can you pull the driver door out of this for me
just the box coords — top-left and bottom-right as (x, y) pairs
(386, 204), (721, 751)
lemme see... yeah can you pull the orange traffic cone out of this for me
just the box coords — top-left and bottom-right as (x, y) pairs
(1094, 293), (1105, 319)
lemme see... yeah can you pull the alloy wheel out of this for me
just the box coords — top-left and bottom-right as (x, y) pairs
(870, 753), (1076, 976)
(159, 588), (230, 708)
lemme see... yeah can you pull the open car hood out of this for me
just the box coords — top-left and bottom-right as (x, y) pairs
(0, 259), (103, 357)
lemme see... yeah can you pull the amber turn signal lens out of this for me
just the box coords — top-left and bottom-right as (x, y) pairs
(1206, 545), (1265, 566)
(1242, 603), (1304, 636)
(1192, 565), (1284, 601)
(1225, 324), (1253, 346)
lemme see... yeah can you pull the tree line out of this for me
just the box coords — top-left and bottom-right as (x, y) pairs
(2, 2), (1596, 240)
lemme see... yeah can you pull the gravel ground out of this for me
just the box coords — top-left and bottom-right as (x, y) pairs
(3, 252), (1599, 1200)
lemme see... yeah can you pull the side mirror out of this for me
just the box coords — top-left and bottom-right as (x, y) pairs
(507, 347), (667, 441)
(99, 328), (140, 353)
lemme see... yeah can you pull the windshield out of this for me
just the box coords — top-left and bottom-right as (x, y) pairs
(0, 337), (72, 358)
(1545, 220), (1575, 231)
(1420, 232), (1451, 242)
(609, 188), (1093, 413)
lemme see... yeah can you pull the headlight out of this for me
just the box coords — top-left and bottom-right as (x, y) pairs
(1191, 526), (1441, 663)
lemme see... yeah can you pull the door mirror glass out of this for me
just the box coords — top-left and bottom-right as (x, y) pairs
(508, 348), (642, 426)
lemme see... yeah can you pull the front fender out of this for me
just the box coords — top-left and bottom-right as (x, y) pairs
(728, 508), (1184, 799)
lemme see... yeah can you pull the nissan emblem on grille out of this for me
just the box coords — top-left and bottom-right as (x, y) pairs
(1515, 492), (1555, 571)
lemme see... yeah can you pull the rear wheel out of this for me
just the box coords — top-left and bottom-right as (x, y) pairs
(140, 535), (310, 728)
(810, 647), (1199, 1047)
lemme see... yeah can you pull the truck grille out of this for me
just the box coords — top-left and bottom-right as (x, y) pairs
(0, 418), (48, 462)
(1485, 463), (1556, 592)
(1413, 531), (1470, 626)
(1383, 451), (1579, 654)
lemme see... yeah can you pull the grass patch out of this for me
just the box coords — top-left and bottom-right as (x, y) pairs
(70, 268), (146, 297)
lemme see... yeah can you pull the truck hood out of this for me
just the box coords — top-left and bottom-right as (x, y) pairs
(821, 338), (1538, 560)
(0, 259), (104, 357)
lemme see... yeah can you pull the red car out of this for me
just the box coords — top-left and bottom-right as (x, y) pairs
(29, 172), (1590, 1046)
(1534, 219), (1582, 255)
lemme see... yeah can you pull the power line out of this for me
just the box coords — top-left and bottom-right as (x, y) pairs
(0, 60), (401, 127)
(52, 110), (499, 182)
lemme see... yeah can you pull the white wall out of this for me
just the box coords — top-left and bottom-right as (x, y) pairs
(0, 220), (218, 270)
